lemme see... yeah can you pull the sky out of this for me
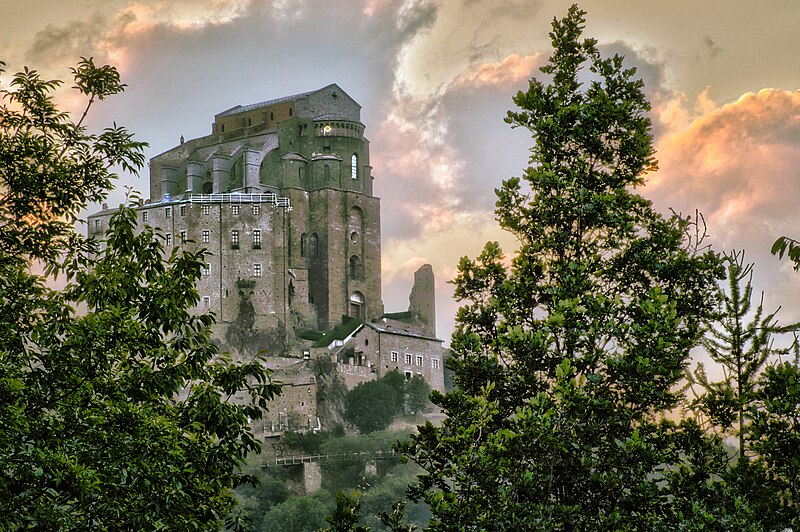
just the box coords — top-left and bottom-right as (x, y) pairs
(2, 0), (800, 345)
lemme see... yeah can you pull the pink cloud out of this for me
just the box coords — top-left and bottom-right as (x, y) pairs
(455, 52), (545, 88)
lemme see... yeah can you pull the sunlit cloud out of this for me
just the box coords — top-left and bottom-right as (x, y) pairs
(454, 52), (545, 88)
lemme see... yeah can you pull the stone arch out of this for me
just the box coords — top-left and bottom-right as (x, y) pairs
(349, 291), (365, 320)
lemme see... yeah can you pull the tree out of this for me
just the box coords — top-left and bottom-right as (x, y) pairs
(692, 250), (799, 459)
(404, 374), (431, 415)
(0, 59), (279, 529)
(344, 379), (399, 434)
(398, 6), (724, 529)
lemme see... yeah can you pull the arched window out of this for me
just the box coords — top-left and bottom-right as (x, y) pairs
(310, 233), (319, 257)
(300, 233), (308, 257)
(351, 154), (358, 180)
(349, 255), (361, 279)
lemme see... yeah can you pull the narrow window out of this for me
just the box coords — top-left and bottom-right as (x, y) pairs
(253, 263), (262, 277)
(94, 219), (100, 229)
(300, 233), (308, 257)
(231, 205), (240, 215)
(180, 230), (187, 243)
(351, 154), (358, 180)
(432, 358), (440, 370)
(416, 355), (423, 366)
(202, 230), (210, 243)
(180, 205), (187, 216)
(404, 354), (412, 365)
(142, 211), (148, 222)
(165, 233), (172, 247)
(253, 229), (261, 249)
(165, 206), (172, 218)
(203, 296), (210, 306)
(231, 230), (239, 249)
(202, 264), (210, 276)
(202, 205), (210, 215)
(391, 351), (398, 363)
(252, 204), (261, 215)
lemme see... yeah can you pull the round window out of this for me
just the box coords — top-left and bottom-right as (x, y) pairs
(350, 231), (359, 244)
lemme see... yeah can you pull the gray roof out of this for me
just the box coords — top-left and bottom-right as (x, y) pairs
(216, 89), (316, 118)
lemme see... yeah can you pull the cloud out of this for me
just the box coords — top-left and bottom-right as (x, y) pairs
(645, 88), (800, 321)
(454, 52), (545, 88)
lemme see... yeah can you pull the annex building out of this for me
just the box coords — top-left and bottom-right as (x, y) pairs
(88, 85), (446, 434)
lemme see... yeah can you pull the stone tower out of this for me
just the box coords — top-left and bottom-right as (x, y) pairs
(408, 264), (436, 337)
(88, 84), (383, 355)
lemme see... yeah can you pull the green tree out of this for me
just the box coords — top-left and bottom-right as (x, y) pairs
(692, 250), (799, 459)
(344, 379), (399, 434)
(0, 59), (279, 529)
(398, 6), (724, 530)
(404, 374), (431, 414)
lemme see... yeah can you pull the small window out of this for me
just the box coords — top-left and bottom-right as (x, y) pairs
(253, 263), (262, 277)
(202, 264), (210, 276)
(142, 211), (148, 222)
(252, 204), (261, 215)
(202, 296), (210, 306)
(202, 205), (210, 215)
(391, 351), (398, 363)
(231, 205), (240, 215)
(202, 230), (210, 243)
(404, 371), (412, 381)
(432, 358), (440, 370)
(416, 355), (423, 366)
(351, 154), (358, 180)
(94, 219), (100, 229)
(289, 107), (293, 117)
(165, 233), (172, 247)
(165, 206), (172, 218)
(180, 230), (187, 243)
(253, 229), (261, 249)
(231, 230), (239, 249)
(300, 233), (308, 257)
(180, 205), (187, 216)
(404, 354), (412, 365)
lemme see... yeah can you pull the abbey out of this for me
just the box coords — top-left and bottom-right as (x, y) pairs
(88, 85), (445, 432)
(90, 84), (382, 351)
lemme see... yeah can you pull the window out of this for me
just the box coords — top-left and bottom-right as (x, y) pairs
(405, 371), (412, 381)
(253, 229), (261, 249)
(94, 219), (100, 229)
(391, 351), (398, 363)
(165, 233), (172, 247)
(252, 204), (260, 215)
(180, 205), (187, 216)
(142, 211), (148, 222)
(202, 205), (210, 215)
(202, 230), (210, 243)
(202, 296), (210, 307)
(416, 355), (423, 366)
(351, 154), (358, 179)
(231, 205), (240, 215)
(432, 358), (440, 370)
(165, 206), (172, 218)
(404, 354), (412, 365)
(231, 230), (239, 249)
(300, 233), (308, 257)
(349, 256), (361, 279)
(253, 263), (262, 277)
(202, 264), (210, 276)
(180, 230), (187, 243)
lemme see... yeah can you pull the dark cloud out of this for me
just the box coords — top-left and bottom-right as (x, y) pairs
(26, 15), (110, 67)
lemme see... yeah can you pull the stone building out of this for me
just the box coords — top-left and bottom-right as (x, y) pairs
(88, 85), (446, 432)
(88, 84), (382, 355)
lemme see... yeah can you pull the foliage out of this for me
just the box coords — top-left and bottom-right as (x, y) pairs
(404, 375), (431, 414)
(398, 6), (727, 530)
(320, 491), (371, 532)
(692, 250), (799, 457)
(771, 235), (800, 270)
(314, 316), (363, 347)
(259, 490), (334, 531)
(0, 59), (279, 530)
(345, 379), (399, 434)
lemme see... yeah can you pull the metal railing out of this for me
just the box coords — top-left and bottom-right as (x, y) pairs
(182, 192), (291, 209)
(270, 449), (397, 467)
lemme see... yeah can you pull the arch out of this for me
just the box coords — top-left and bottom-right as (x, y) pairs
(351, 154), (358, 180)
(349, 291), (365, 320)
